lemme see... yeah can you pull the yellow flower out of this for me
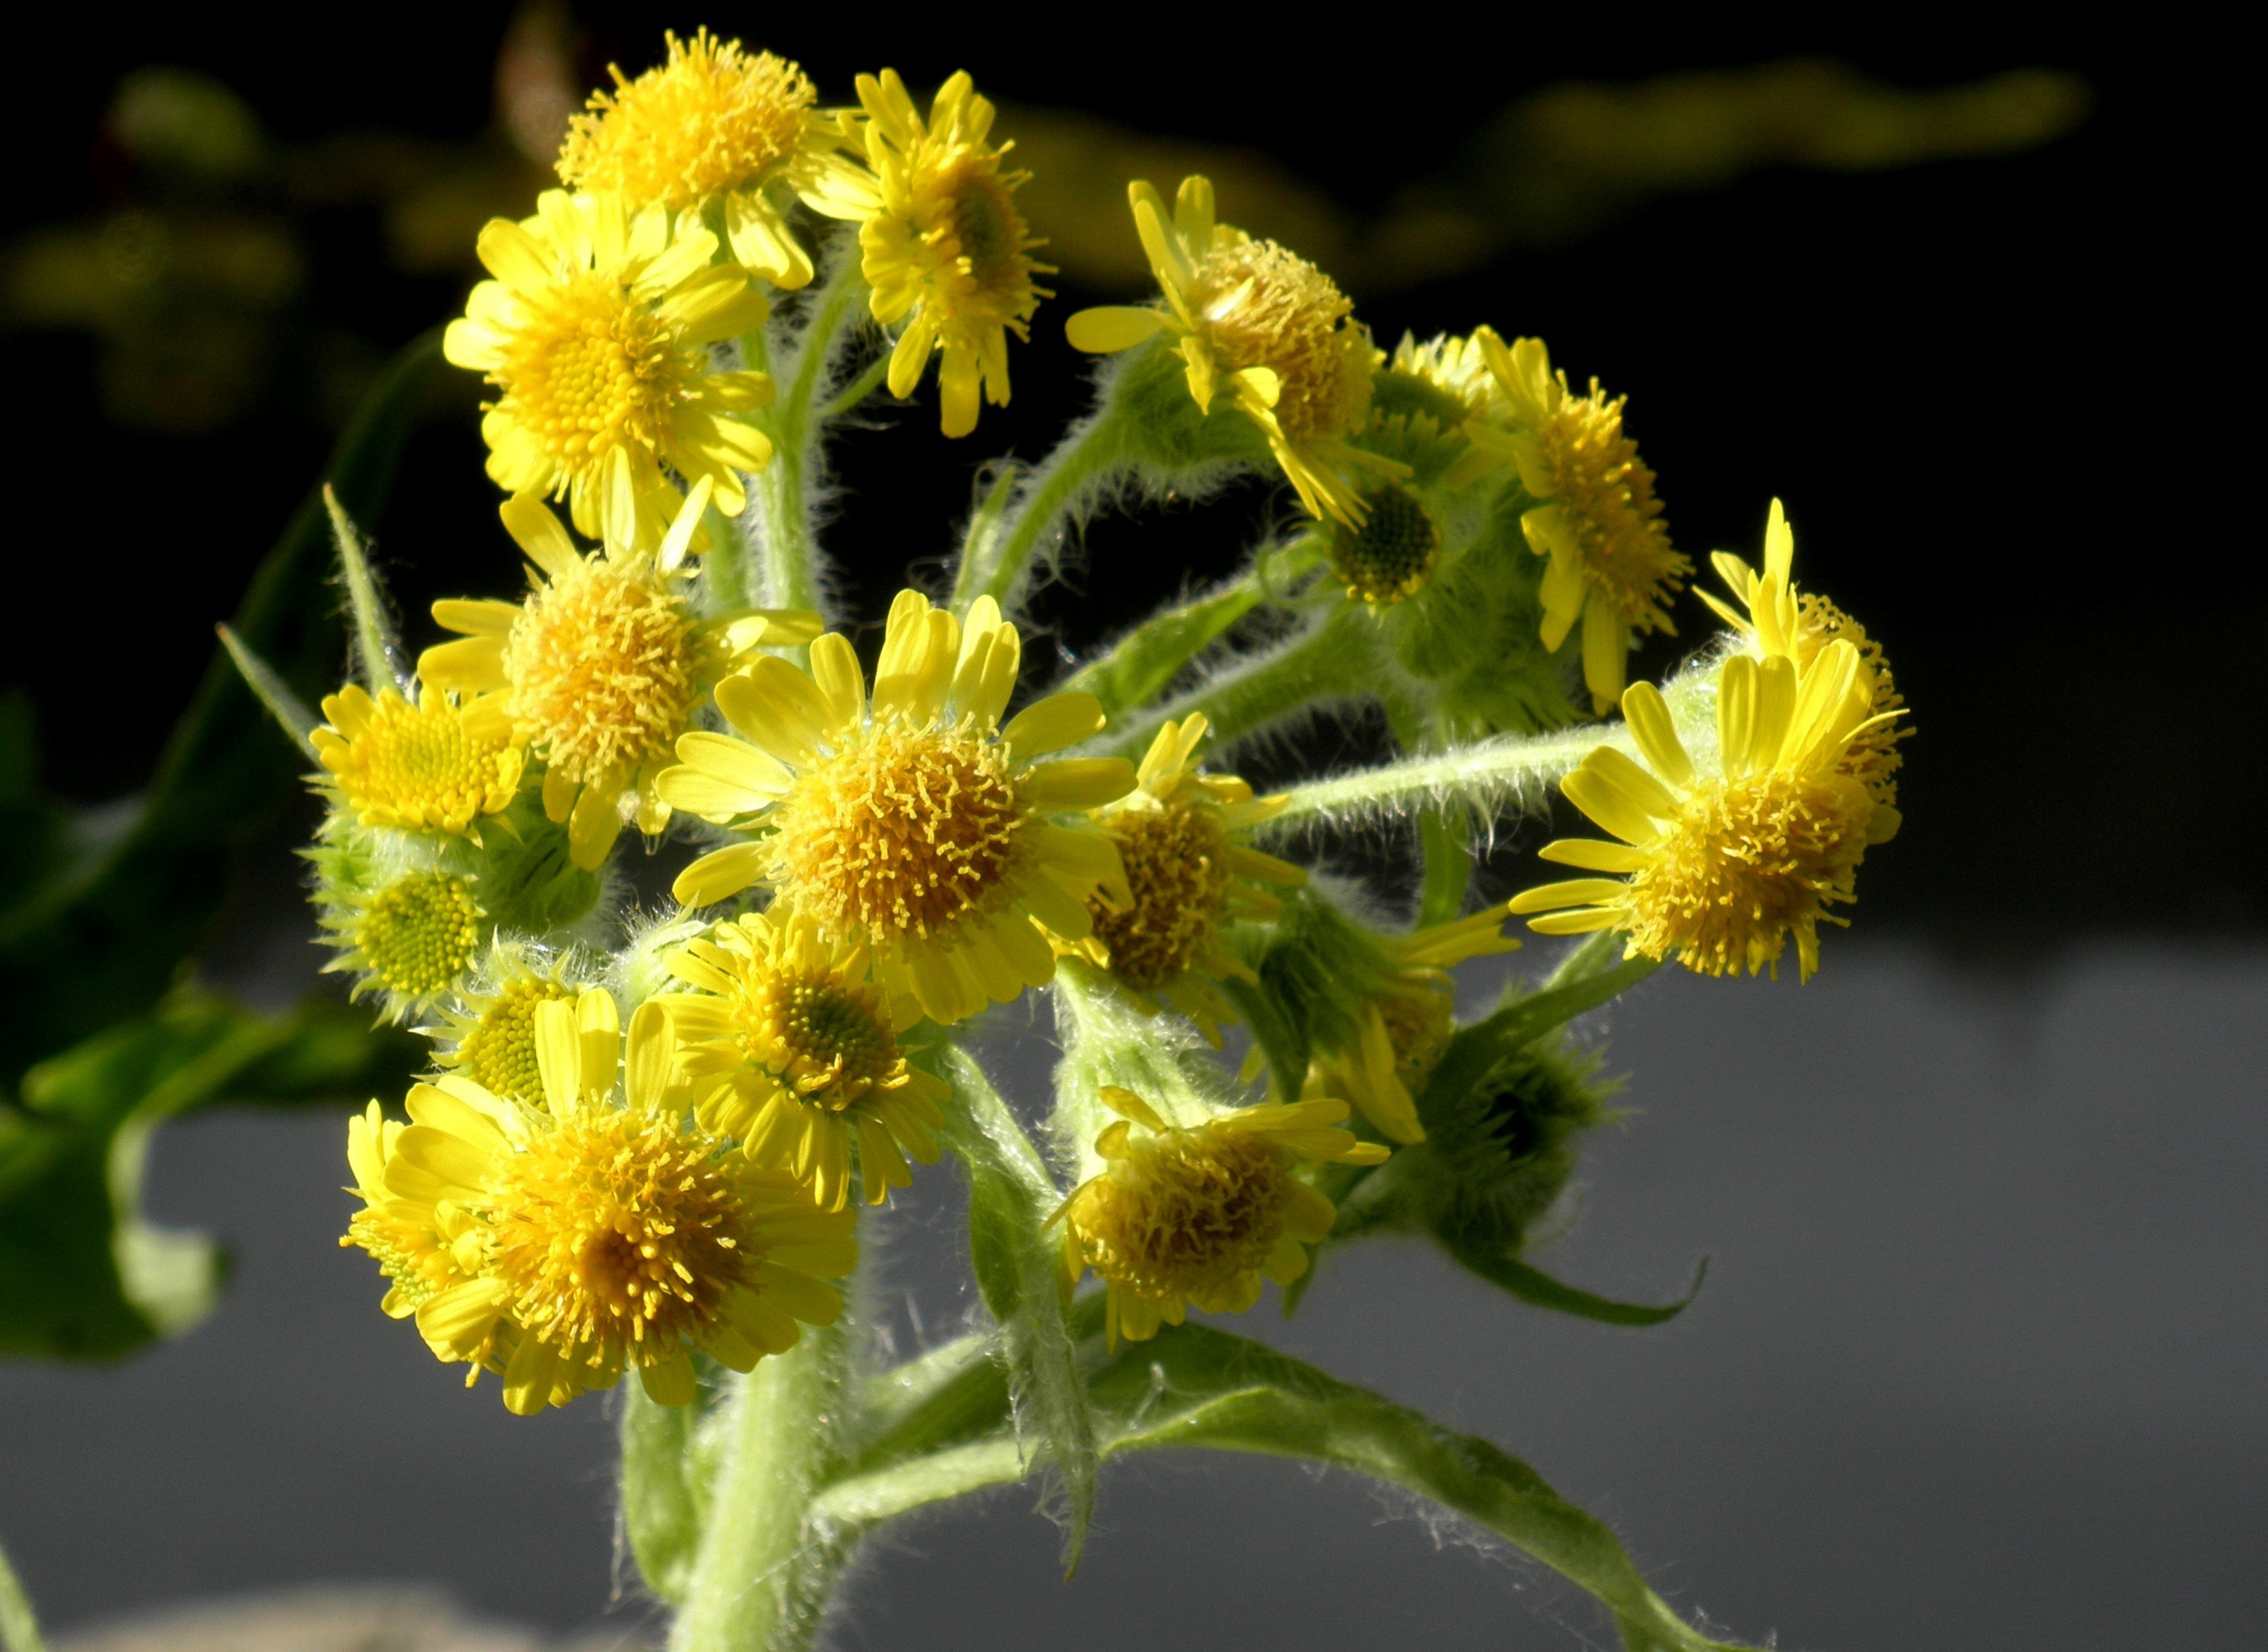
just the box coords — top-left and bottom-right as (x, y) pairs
(659, 590), (1136, 1027)
(1055, 1085), (1386, 1346)
(1380, 331), (1503, 431)
(442, 188), (775, 544)
(369, 989), (857, 1413)
(1303, 906), (1520, 1144)
(1509, 645), (1903, 980)
(321, 869), (485, 1019)
(341, 1101), (494, 1341)
(1474, 331), (1689, 714)
(803, 70), (1051, 437)
(1701, 498), (1907, 809)
(1325, 478), (1443, 605)
(1072, 715), (1306, 1043)
(312, 684), (524, 840)
(1065, 175), (1387, 526)
(555, 30), (860, 291)
(654, 907), (950, 1213)
(417, 481), (821, 870)
(431, 952), (581, 1105)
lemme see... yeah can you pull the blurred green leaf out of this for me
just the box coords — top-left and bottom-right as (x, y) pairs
(0, 328), (442, 1094)
(1012, 61), (2088, 296)
(0, 985), (417, 1360)
(821, 1310), (1757, 1650)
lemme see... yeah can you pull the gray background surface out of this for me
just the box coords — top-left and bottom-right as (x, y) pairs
(5, 942), (2263, 1650)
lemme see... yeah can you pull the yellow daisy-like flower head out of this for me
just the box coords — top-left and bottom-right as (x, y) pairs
(1377, 331), (1502, 434)
(1701, 499), (1907, 809)
(430, 949), (581, 1106)
(659, 590), (1137, 1027)
(418, 480), (822, 871)
(1073, 714), (1306, 1043)
(366, 989), (858, 1413)
(1474, 330), (1689, 714)
(442, 188), (775, 544)
(1508, 643), (1904, 981)
(1065, 176), (1386, 526)
(654, 907), (951, 1213)
(1303, 905), (1521, 1145)
(312, 683), (525, 840)
(555, 30), (857, 292)
(803, 69), (1052, 438)
(341, 1100), (496, 1344)
(321, 867), (485, 1021)
(1055, 1085), (1387, 1347)
(1325, 476), (1444, 606)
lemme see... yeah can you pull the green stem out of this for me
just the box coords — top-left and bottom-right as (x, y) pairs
(0, 1537), (46, 1652)
(820, 353), (891, 421)
(1257, 722), (1631, 838)
(742, 255), (871, 616)
(952, 405), (1130, 616)
(1416, 808), (1474, 927)
(671, 1279), (860, 1651)
(1098, 605), (1370, 764)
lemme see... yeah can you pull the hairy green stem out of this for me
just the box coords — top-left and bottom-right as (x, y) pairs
(1257, 722), (1631, 838)
(671, 1286), (860, 1651)
(820, 353), (892, 421)
(0, 1538), (45, 1652)
(1097, 604), (1370, 764)
(741, 256), (871, 616)
(953, 405), (1130, 616)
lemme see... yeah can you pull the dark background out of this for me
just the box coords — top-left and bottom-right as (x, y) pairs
(5, 11), (2258, 1651)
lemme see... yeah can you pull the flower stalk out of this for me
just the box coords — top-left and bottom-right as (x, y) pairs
(671, 1302), (857, 1652)
(743, 246), (872, 617)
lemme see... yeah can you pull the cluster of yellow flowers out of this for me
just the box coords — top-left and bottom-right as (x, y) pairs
(309, 31), (1907, 1410)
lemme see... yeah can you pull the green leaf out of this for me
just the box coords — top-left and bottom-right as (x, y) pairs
(1416, 807), (1475, 927)
(1060, 575), (1264, 718)
(817, 1316), (1759, 1651)
(0, 985), (419, 1360)
(933, 1045), (1100, 1569)
(0, 330), (446, 1091)
(326, 484), (407, 694)
(0, 1530), (48, 1652)
(1413, 954), (1661, 1132)
(1443, 1245), (1707, 1328)
(619, 1379), (705, 1607)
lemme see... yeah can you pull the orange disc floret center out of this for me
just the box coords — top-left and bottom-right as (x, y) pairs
(500, 275), (684, 462)
(504, 559), (700, 787)
(1625, 769), (1876, 976)
(765, 724), (1024, 942)
(489, 1111), (749, 1361)
(558, 32), (813, 209)
(1190, 240), (1362, 443)
(1540, 389), (1681, 629)
(1089, 806), (1231, 992)
(1070, 1130), (1292, 1305)
(748, 975), (900, 1108)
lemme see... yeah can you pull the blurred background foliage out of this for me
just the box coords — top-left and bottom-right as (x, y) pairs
(0, 10), (2209, 1363)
